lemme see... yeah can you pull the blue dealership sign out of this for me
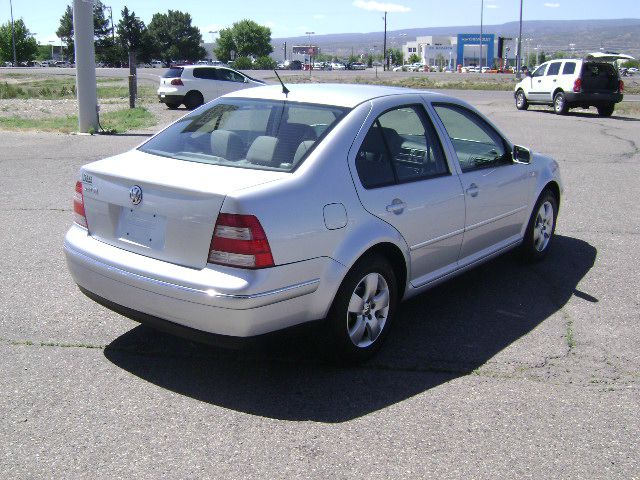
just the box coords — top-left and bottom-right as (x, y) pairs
(457, 33), (495, 66)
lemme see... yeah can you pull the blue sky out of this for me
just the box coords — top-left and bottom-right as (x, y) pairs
(3, 0), (639, 45)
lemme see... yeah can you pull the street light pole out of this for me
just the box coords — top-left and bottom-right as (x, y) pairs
(9, 0), (17, 66)
(516, 0), (523, 79)
(382, 11), (387, 71)
(306, 31), (314, 76)
(479, 0), (483, 70)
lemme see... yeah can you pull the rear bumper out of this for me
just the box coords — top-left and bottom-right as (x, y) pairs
(64, 225), (346, 337)
(157, 94), (184, 104)
(564, 92), (623, 105)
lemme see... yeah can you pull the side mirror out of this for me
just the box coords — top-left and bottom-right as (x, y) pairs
(525, 70), (532, 77)
(513, 145), (531, 164)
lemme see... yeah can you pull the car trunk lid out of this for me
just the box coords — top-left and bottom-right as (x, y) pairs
(80, 149), (287, 269)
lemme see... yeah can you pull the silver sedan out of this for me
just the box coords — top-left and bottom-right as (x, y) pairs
(64, 83), (562, 362)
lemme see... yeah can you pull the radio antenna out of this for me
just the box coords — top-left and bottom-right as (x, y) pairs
(273, 70), (290, 97)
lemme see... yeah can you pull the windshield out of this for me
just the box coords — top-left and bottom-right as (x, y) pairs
(139, 98), (350, 172)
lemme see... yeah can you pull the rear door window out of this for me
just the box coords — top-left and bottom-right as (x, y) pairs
(546, 62), (561, 76)
(193, 68), (218, 80)
(562, 62), (576, 75)
(356, 105), (448, 188)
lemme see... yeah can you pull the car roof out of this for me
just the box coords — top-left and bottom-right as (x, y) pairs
(223, 83), (443, 108)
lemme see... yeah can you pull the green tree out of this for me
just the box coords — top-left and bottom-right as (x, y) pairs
(148, 10), (205, 66)
(116, 6), (153, 64)
(387, 47), (403, 65)
(254, 56), (276, 70)
(408, 53), (420, 64)
(0, 19), (38, 64)
(214, 20), (273, 63)
(232, 56), (253, 70)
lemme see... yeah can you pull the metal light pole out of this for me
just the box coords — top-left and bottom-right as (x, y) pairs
(516, 0), (524, 79)
(306, 31), (314, 76)
(479, 0), (483, 70)
(382, 11), (387, 71)
(9, 0), (17, 66)
(49, 40), (55, 60)
(105, 5), (115, 42)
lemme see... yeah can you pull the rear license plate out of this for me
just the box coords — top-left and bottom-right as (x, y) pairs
(116, 208), (166, 249)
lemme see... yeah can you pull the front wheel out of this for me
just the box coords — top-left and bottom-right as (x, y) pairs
(515, 90), (529, 110)
(165, 102), (181, 110)
(553, 92), (568, 115)
(520, 189), (558, 262)
(324, 255), (398, 363)
(597, 103), (615, 117)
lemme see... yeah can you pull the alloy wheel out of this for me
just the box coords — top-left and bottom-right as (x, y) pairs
(346, 272), (390, 348)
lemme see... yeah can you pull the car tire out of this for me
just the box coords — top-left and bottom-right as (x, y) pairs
(515, 90), (529, 110)
(324, 255), (398, 363)
(597, 103), (615, 117)
(165, 102), (181, 110)
(553, 91), (568, 115)
(520, 189), (558, 262)
(184, 91), (204, 110)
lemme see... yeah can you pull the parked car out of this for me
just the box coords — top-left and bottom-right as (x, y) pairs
(348, 62), (367, 70)
(157, 65), (266, 109)
(331, 62), (346, 70)
(150, 60), (163, 68)
(288, 60), (303, 70)
(514, 52), (628, 116)
(64, 84), (562, 362)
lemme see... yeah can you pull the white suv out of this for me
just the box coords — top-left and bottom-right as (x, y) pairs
(514, 54), (625, 117)
(157, 65), (266, 110)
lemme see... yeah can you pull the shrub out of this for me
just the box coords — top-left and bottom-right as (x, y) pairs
(232, 56), (253, 70)
(254, 56), (276, 70)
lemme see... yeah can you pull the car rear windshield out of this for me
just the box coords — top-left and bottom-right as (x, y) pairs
(139, 98), (350, 172)
(162, 67), (184, 78)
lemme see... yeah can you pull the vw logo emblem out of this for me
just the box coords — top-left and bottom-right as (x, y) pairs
(129, 185), (143, 205)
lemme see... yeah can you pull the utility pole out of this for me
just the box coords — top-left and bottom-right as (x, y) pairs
(516, 0), (523, 79)
(9, 0), (17, 66)
(283, 41), (287, 61)
(73, 0), (99, 133)
(479, 0), (483, 70)
(382, 11), (388, 71)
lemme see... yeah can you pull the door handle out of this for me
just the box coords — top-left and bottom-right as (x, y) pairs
(466, 183), (479, 197)
(553, 79), (557, 82)
(386, 198), (406, 214)
(537, 79), (541, 83)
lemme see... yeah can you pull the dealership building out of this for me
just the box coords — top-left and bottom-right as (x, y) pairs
(402, 34), (517, 68)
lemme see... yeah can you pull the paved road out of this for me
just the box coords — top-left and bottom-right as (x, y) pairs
(1, 91), (639, 479)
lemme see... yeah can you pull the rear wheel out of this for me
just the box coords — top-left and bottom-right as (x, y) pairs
(520, 189), (558, 262)
(324, 255), (398, 363)
(184, 91), (204, 110)
(165, 102), (181, 110)
(597, 103), (615, 117)
(515, 90), (529, 110)
(553, 91), (568, 115)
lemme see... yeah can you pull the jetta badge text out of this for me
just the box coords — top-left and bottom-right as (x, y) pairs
(129, 185), (143, 205)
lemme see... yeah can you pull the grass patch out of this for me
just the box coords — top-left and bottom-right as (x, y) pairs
(0, 75), (155, 100)
(0, 106), (156, 133)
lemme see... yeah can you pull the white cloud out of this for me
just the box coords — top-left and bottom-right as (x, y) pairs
(313, 14), (326, 20)
(544, 2), (560, 7)
(353, 1), (411, 13)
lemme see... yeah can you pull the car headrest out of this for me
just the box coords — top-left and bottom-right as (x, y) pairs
(246, 136), (280, 166)
(293, 140), (315, 166)
(210, 130), (245, 161)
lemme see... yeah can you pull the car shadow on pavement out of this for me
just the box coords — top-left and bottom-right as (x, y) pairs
(104, 235), (596, 423)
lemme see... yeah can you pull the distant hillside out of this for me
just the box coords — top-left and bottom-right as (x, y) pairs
(273, 19), (640, 59)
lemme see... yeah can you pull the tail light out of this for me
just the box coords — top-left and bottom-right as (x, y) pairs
(208, 214), (274, 269)
(619, 80), (624, 92)
(573, 78), (582, 93)
(170, 78), (183, 86)
(73, 181), (88, 229)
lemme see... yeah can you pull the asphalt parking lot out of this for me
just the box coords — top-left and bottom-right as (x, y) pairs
(1, 90), (639, 478)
